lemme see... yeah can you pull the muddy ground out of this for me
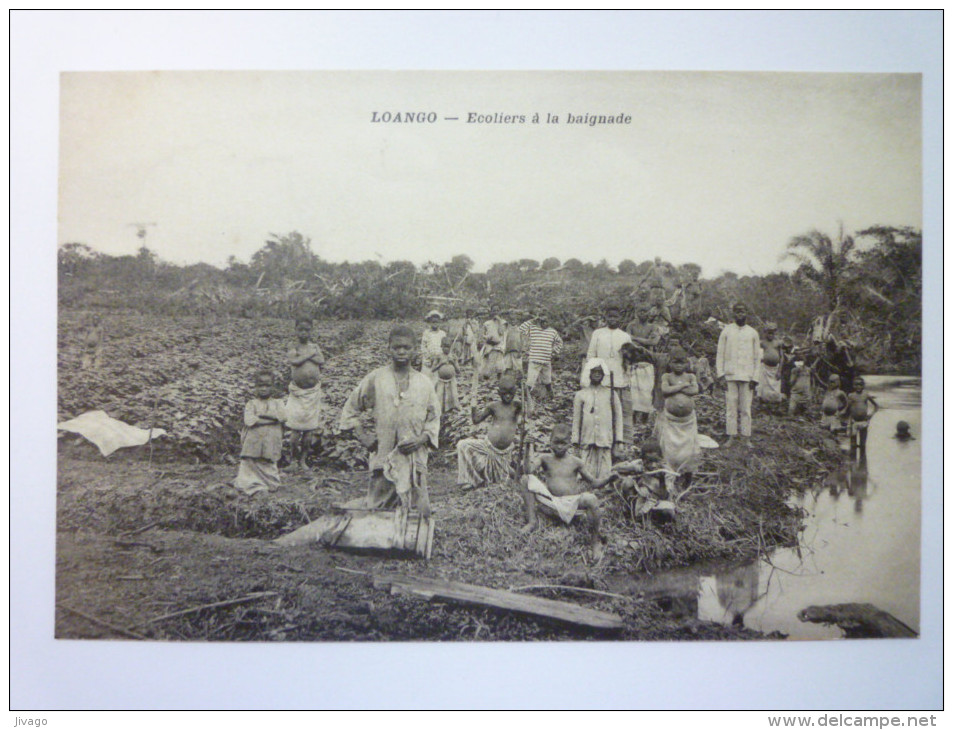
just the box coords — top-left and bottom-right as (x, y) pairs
(56, 313), (841, 642)
(55, 447), (782, 642)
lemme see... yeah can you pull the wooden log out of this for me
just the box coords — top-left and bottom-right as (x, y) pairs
(798, 603), (917, 638)
(374, 572), (624, 631)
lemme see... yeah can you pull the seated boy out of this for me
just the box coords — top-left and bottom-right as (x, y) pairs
(613, 438), (679, 522)
(456, 372), (521, 488)
(520, 424), (615, 559)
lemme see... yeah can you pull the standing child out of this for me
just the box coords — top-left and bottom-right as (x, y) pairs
(787, 359), (813, 417)
(431, 336), (461, 413)
(657, 347), (701, 480)
(235, 370), (286, 495)
(716, 302), (761, 447)
(586, 305), (634, 450)
(456, 372), (521, 488)
(285, 317), (325, 471)
(521, 424), (615, 560)
(339, 325), (441, 515)
(500, 309), (523, 376)
(572, 359), (623, 480)
(845, 376), (879, 457)
(820, 374), (848, 433)
(80, 314), (106, 371)
(479, 311), (506, 381)
(462, 308), (480, 367)
(621, 342), (655, 426)
(757, 322), (786, 409)
(519, 312), (564, 415)
(421, 311), (447, 380)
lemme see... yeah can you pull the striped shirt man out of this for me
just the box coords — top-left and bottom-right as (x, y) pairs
(519, 321), (563, 364)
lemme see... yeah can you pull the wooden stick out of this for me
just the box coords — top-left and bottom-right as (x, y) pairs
(120, 521), (159, 537)
(57, 603), (147, 640)
(334, 565), (370, 576)
(127, 591), (279, 629)
(147, 390), (160, 467)
(509, 584), (635, 602)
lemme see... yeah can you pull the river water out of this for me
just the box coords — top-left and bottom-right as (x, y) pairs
(637, 375), (921, 639)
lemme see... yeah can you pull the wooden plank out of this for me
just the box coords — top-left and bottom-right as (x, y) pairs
(374, 572), (624, 631)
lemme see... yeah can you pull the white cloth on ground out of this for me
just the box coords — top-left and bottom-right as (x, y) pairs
(58, 410), (167, 457)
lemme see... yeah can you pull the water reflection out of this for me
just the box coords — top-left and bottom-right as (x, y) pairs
(645, 375), (920, 639)
(714, 563), (762, 627)
(825, 456), (875, 514)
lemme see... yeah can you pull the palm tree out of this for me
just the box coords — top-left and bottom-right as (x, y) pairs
(782, 224), (856, 314)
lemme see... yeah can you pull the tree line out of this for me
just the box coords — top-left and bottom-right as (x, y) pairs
(58, 225), (921, 372)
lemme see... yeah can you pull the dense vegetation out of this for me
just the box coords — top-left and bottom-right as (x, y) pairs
(58, 224), (921, 373)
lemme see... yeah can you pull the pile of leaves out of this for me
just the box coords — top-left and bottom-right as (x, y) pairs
(58, 312), (377, 463)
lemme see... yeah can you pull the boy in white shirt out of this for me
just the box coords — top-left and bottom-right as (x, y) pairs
(715, 303), (761, 447)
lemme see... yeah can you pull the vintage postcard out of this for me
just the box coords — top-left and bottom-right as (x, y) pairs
(53, 70), (924, 647)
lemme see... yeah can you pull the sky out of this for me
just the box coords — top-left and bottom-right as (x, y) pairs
(58, 70), (921, 278)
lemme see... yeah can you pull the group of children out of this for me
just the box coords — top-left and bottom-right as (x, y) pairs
(234, 307), (902, 555)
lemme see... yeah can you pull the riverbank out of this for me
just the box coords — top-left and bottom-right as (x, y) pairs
(56, 408), (840, 641)
(55, 314), (845, 641)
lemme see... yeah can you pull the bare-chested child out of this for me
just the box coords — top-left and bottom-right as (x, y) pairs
(757, 322), (785, 409)
(456, 372), (522, 488)
(820, 374), (848, 433)
(845, 376), (879, 456)
(521, 424), (615, 559)
(80, 314), (106, 370)
(285, 317), (325, 471)
(657, 347), (701, 481)
(432, 336), (461, 412)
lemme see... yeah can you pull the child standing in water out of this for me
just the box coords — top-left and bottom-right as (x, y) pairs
(787, 359), (813, 417)
(456, 372), (521, 488)
(572, 359), (623, 480)
(285, 317), (325, 471)
(845, 377), (879, 456)
(820, 374), (848, 433)
(235, 370), (286, 495)
(431, 336), (461, 413)
(657, 347), (701, 481)
(521, 424), (615, 560)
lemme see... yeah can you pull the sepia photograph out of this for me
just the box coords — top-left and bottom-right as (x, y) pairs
(12, 10), (941, 712)
(54, 70), (923, 643)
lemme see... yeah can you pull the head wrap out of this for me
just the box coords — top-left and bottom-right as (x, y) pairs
(581, 357), (609, 384)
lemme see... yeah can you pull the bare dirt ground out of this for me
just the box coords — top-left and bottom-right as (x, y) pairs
(56, 449), (766, 642)
(56, 313), (837, 642)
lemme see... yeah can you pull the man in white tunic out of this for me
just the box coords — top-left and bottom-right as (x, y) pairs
(585, 304), (633, 450)
(339, 325), (441, 515)
(716, 303), (761, 447)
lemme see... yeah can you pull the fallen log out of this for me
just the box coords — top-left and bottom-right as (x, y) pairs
(374, 572), (624, 631)
(797, 603), (917, 638)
